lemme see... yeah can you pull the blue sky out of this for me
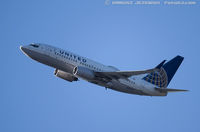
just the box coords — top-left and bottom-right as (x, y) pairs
(1, 0), (200, 132)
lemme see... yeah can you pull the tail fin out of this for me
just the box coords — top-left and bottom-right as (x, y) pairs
(162, 55), (184, 85)
(143, 55), (184, 87)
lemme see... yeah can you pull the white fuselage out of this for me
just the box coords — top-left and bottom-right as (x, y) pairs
(20, 43), (167, 96)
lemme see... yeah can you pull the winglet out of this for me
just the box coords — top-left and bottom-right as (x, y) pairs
(155, 60), (166, 69)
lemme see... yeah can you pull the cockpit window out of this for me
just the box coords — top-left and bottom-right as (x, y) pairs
(30, 44), (39, 48)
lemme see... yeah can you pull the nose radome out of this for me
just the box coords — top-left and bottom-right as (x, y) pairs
(20, 45), (24, 52)
(20, 45), (29, 55)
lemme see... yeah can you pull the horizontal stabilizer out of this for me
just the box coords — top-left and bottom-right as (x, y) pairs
(155, 88), (188, 92)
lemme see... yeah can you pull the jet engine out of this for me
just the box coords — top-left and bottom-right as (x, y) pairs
(73, 66), (95, 80)
(54, 69), (78, 82)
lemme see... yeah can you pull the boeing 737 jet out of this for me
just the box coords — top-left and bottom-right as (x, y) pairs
(20, 43), (187, 96)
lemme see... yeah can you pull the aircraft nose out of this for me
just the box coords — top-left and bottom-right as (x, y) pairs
(20, 45), (27, 54)
(20, 45), (39, 60)
(20, 45), (30, 55)
(20, 45), (25, 52)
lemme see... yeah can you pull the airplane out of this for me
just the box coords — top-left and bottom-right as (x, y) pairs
(20, 43), (188, 96)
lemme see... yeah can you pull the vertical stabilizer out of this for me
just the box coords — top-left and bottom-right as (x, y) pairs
(143, 55), (184, 87)
(162, 55), (184, 85)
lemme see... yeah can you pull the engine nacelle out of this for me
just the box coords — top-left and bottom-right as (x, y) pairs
(73, 66), (95, 80)
(54, 69), (78, 82)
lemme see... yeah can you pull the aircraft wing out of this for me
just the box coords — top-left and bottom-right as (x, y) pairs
(94, 59), (166, 80)
(95, 68), (157, 79)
